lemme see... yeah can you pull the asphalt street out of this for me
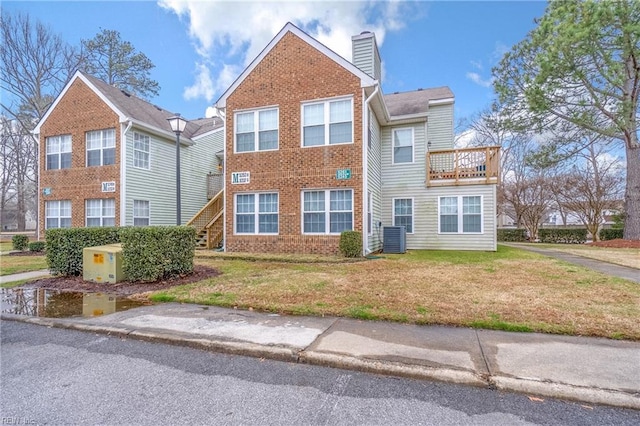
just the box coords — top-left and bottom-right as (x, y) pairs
(2, 321), (639, 425)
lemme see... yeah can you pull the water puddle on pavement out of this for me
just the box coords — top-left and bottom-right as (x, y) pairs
(1, 287), (150, 318)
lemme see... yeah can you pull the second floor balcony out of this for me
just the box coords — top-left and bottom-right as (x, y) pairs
(426, 146), (500, 187)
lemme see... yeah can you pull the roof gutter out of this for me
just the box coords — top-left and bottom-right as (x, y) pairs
(123, 118), (194, 146)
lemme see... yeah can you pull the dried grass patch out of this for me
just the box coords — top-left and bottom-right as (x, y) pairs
(164, 252), (640, 340)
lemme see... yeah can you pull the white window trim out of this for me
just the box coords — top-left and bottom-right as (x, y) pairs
(45, 200), (71, 229)
(301, 96), (354, 147)
(85, 198), (116, 227)
(133, 132), (151, 170)
(233, 192), (279, 235)
(367, 191), (372, 236)
(392, 127), (415, 165)
(133, 199), (150, 226)
(45, 135), (72, 170)
(86, 129), (116, 167)
(437, 195), (484, 234)
(233, 107), (279, 153)
(301, 189), (354, 235)
(392, 197), (414, 234)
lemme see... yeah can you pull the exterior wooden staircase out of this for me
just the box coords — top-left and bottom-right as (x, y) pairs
(187, 190), (224, 249)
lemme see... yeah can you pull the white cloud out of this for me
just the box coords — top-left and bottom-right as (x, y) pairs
(465, 72), (493, 88)
(158, 0), (417, 111)
(470, 60), (483, 71)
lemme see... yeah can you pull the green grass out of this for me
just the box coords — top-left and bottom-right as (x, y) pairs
(1, 255), (48, 275)
(1, 278), (33, 288)
(469, 313), (532, 333)
(398, 244), (538, 264)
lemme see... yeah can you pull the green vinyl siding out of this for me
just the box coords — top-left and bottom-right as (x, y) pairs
(367, 109), (383, 252)
(124, 127), (223, 226)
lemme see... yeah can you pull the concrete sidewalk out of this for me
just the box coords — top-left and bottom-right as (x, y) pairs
(2, 303), (639, 410)
(0, 269), (50, 285)
(502, 243), (639, 283)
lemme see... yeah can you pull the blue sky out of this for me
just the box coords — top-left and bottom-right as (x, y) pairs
(3, 0), (548, 123)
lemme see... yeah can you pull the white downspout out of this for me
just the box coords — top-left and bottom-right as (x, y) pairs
(362, 83), (379, 256)
(215, 107), (227, 251)
(120, 120), (133, 226)
(34, 132), (41, 241)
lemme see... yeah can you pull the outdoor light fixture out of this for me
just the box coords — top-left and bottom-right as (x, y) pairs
(167, 114), (188, 225)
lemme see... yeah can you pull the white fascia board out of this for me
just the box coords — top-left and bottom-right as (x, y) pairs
(215, 22), (375, 109)
(192, 126), (224, 141)
(429, 97), (455, 106)
(386, 113), (428, 126)
(126, 119), (194, 146)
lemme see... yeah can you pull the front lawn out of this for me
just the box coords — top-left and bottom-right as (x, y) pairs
(0, 253), (48, 276)
(150, 245), (640, 340)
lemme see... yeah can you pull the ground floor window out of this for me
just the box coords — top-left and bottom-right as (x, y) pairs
(86, 199), (115, 227)
(133, 200), (150, 226)
(302, 189), (353, 234)
(439, 195), (482, 233)
(45, 200), (71, 229)
(235, 192), (278, 234)
(393, 198), (413, 233)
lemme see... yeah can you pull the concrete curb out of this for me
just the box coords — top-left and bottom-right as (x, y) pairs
(492, 376), (640, 410)
(4, 314), (639, 410)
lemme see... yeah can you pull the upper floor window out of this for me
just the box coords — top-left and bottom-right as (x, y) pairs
(393, 128), (414, 164)
(86, 198), (115, 227)
(133, 133), (150, 169)
(235, 193), (279, 234)
(133, 200), (150, 226)
(439, 196), (482, 234)
(86, 129), (115, 167)
(393, 198), (414, 233)
(235, 108), (279, 153)
(46, 135), (72, 170)
(45, 200), (71, 229)
(302, 98), (353, 146)
(302, 189), (353, 234)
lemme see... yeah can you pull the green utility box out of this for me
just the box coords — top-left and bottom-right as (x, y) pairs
(82, 243), (126, 283)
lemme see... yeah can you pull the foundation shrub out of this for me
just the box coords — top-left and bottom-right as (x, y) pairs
(339, 231), (362, 258)
(119, 226), (196, 282)
(45, 227), (120, 276)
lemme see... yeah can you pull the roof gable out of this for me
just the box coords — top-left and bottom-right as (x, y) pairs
(33, 70), (217, 139)
(215, 22), (376, 108)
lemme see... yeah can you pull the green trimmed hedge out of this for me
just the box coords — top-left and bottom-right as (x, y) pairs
(538, 228), (587, 244)
(12, 234), (29, 251)
(599, 228), (624, 241)
(28, 241), (46, 252)
(46, 227), (120, 276)
(45, 226), (195, 281)
(339, 231), (362, 258)
(119, 226), (196, 282)
(497, 228), (527, 242)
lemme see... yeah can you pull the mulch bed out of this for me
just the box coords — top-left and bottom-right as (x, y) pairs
(21, 264), (220, 296)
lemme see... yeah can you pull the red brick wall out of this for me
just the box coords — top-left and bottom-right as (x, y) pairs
(224, 31), (364, 255)
(38, 78), (121, 238)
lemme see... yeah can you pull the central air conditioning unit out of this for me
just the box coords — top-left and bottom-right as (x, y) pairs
(383, 226), (406, 254)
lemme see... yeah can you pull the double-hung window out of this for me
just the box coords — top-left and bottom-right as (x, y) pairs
(45, 200), (71, 229)
(302, 98), (353, 146)
(235, 108), (278, 152)
(86, 129), (115, 166)
(393, 198), (413, 233)
(86, 199), (115, 227)
(235, 193), (278, 234)
(393, 128), (414, 164)
(302, 189), (353, 234)
(133, 133), (150, 169)
(46, 135), (72, 170)
(133, 200), (150, 226)
(439, 196), (482, 233)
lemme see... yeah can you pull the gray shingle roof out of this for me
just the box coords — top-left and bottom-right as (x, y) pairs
(81, 71), (221, 139)
(383, 87), (454, 117)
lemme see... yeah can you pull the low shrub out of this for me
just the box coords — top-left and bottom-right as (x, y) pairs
(599, 228), (624, 241)
(11, 234), (29, 251)
(119, 226), (196, 282)
(497, 228), (527, 242)
(28, 241), (46, 252)
(45, 227), (120, 276)
(339, 231), (362, 258)
(538, 228), (587, 244)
